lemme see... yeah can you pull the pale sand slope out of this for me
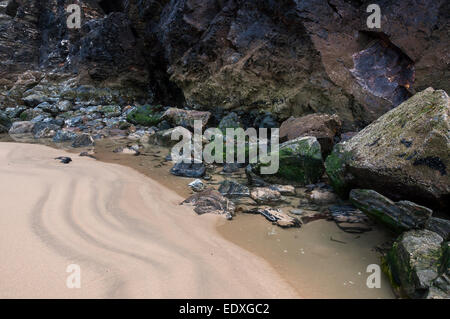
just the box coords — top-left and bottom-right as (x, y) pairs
(0, 142), (298, 298)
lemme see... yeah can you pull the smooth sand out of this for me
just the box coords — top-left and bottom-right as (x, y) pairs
(0, 142), (298, 298)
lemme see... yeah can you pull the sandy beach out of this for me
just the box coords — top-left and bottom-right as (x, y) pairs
(0, 142), (298, 298)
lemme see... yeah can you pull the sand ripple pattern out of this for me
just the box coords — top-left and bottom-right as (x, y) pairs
(0, 143), (298, 298)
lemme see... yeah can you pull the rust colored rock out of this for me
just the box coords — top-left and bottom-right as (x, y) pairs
(280, 114), (342, 155)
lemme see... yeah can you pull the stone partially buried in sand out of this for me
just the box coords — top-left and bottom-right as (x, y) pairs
(325, 88), (450, 209)
(181, 188), (235, 218)
(250, 187), (282, 204)
(72, 133), (95, 148)
(247, 207), (301, 228)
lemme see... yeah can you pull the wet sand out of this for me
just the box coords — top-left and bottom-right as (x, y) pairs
(0, 142), (298, 298)
(90, 138), (396, 298)
(1, 135), (396, 298)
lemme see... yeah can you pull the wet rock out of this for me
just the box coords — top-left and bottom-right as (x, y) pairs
(218, 112), (241, 132)
(329, 205), (373, 234)
(79, 151), (96, 159)
(269, 185), (296, 196)
(218, 180), (250, 198)
(253, 113), (278, 130)
(4, 106), (26, 119)
(0, 112), (11, 133)
(35, 102), (58, 115)
(65, 116), (84, 128)
(170, 162), (206, 178)
(71, 134), (95, 148)
(32, 122), (60, 139)
(245, 164), (268, 187)
(55, 156), (72, 164)
(161, 107), (210, 129)
(248, 207), (300, 228)
(157, 120), (171, 131)
(289, 209), (305, 216)
(222, 162), (241, 174)
(350, 189), (433, 233)
(385, 229), (448, 299)
(56, 100), (73, 112)
(250, 187), (282, 204)
(255, 136), (324, 185)
(280, 114), (342, 156)
(426, 218), (450, 241)
(188, 179), (205, 192)
(325, 88), (449, 209)
(8, 121), (34, 134)
(53, 130), (78, 143)
(100, 105), (121, 117)
(181, 188), (235, 216)
(307, 189), (338, 205)
(22, 92), (48, 107)
(113, 146), (140, 156)
(149, 127), (188, 147)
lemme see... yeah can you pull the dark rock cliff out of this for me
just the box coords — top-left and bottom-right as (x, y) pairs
(0, 0), (448, 129)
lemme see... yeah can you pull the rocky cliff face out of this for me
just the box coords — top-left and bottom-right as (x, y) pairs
(0, 0), (448, 129)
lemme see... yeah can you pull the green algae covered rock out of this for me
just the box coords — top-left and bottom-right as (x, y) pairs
(254, 136), (324, 185)
(127, 105), (161, 127)
(385, 229), (449, 298)
(350, 189), (432, 233)
(325, 88), (450, 208)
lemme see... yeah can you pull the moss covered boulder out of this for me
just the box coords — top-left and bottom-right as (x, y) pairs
(254, 136), (324, 185)
(385, 229), (449, 298)
(280, 113), (342, 156)
(325, 88), (450, 209)
(350, 189), (432, 233)
(126, 105), (161, 127)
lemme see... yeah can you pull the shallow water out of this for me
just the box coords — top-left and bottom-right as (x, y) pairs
(1, 134), (396, 298)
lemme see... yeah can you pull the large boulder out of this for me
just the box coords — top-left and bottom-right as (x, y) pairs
(254, 136), (324, 185)
(8, 121), (34, 134)
(325, 88), (450, 209)
(161, 107), (211, 129)
(280, 113), (342, 155)
(350, 189), (432, 233)
(385, 230), (449, 299)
